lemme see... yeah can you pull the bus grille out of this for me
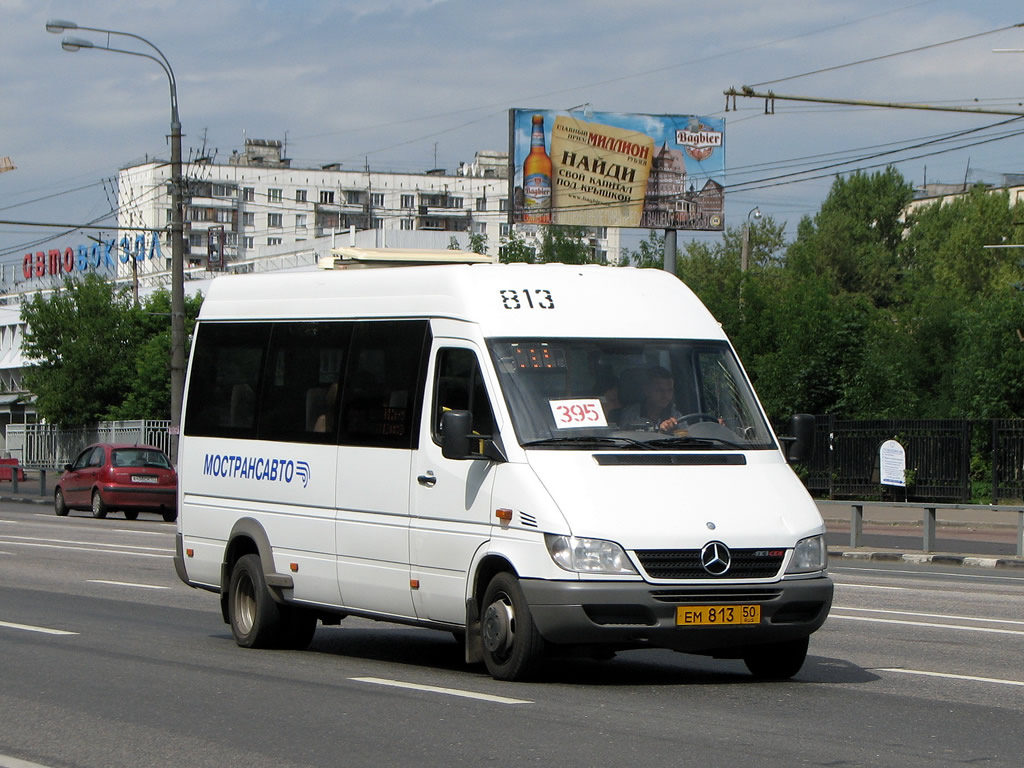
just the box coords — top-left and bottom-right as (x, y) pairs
(634, 549), (784, 580)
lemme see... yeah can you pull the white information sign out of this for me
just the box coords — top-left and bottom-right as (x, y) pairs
(879, 439), (906, 487)
(549, 398), (608, 429)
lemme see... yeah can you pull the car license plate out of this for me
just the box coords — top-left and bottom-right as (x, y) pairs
(131, 475), (158, 484)
(676, 605), (760, 626)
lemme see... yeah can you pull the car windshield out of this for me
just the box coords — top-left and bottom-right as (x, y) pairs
(111, 449), (171, 468)
(487, 338), (776, 450)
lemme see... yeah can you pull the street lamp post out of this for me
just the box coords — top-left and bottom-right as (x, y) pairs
(46, 20), (186, 460)
(740, 206), (762, 272)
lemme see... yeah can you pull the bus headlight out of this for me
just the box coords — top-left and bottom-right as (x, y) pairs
(786, 534), (827, 573)
(545, 534), (638, 575)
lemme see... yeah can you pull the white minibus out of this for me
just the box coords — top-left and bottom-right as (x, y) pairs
(174, 249), (832, 681)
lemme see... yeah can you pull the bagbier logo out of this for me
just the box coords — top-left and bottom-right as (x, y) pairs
(203, 454), (311, 488)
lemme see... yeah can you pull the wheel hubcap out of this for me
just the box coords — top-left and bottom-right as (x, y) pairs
(482, 595), (515, 656)
(234, 574), (256, 634)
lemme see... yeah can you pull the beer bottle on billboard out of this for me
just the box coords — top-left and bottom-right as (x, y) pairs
(523, 114), (552, 224)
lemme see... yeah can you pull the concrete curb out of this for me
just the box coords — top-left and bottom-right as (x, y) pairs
(1, 494), (52, 506)
(829, 548), (1024, 569)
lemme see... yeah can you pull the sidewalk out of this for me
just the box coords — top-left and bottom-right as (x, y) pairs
(822, 506), (1024, 569)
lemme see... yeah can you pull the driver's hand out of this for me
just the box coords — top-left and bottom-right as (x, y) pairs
(658, 417), (678, 432)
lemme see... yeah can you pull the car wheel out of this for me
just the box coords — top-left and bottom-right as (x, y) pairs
(228, 554), (284, 649)
(743, 636), (809, 680)
(124, 510), (139, 521)
(54, 489), (69, 517)
(480, 572), (545, 681)
(91, 490), (108, 519)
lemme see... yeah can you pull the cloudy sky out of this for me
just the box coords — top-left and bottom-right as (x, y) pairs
(2, 0), (1023, 268)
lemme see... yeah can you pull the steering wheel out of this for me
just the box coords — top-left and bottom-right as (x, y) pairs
(677, 412), (718, 425)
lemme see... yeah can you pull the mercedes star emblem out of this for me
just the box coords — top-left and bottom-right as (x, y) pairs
(700, 541), (731, 576)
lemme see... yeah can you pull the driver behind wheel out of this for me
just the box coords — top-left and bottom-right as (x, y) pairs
(618, 366), (683, 433)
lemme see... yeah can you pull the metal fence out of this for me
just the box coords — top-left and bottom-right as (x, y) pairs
(798, 416), (1024, 503)
(993, 419), (1024, 502)
(5, 421), (172, 469)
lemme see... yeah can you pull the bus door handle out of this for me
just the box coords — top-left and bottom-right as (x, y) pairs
(417, 471), (437, 487)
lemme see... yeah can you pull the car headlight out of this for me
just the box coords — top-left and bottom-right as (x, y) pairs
(786, 534), (827, 574)
(545, 534), (638, 575)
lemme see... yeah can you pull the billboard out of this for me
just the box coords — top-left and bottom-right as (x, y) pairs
(509, 109), (725, 230)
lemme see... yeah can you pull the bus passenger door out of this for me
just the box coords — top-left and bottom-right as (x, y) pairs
(334, 321), (426, 620)
(410, 344), (497, 625)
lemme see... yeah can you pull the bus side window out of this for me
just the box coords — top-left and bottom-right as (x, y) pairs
(339, 320), (430, 449)
(432, 348), (496, 452)
(184, 322), (271, 439)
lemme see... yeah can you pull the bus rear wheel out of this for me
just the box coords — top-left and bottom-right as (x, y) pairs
(228, 554), (283, 649)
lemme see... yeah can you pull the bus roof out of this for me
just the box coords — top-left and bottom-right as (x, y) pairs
(197, 261), (728, 341)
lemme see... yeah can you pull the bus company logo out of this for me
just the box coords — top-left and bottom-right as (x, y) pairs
(676, 121), (722, 162)
(203, 454), (311, 488)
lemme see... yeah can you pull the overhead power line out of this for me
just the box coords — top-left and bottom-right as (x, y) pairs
(748, 22), (1024, 88)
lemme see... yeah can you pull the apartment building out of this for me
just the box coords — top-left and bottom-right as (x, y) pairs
(116, 139), (620, 280)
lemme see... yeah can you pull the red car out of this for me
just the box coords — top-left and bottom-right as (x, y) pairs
(54, 443), (178, 522)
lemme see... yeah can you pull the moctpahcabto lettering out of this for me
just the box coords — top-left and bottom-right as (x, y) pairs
(559, 151), (637, 184)
(203, 453), (311, 488)
(21, 233), (162, 281)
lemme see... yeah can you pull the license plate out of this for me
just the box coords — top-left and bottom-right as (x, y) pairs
(676, 605), (760, 626)
(131, 475), (158, 484)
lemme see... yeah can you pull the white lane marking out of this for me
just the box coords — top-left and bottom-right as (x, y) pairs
(0, 753), (60, 768)
(830, 614), (1024, 636)
(87, 579), (169, 590)
(835, 605), (1024, 626)
(833, 565), (1024, 582)
(0, 540), (170, 559)
(0, 620), (77, 636)
(833, 582), (906, 590)
(880, 668), (1024, 688)
(0, 535), (169, 552)
(0, 536), (171, 561)
(351, 677), (532, 705)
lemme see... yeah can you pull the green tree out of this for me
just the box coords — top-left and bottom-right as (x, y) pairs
(107, 289), (205, 421)
(21, 276), (204, 425)
(538, 225), (595, 264)
(21, 274), (140, 426)
(498, 229), (535, 263)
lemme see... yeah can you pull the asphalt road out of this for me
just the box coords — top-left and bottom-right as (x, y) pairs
(1, 500), (1023, 768)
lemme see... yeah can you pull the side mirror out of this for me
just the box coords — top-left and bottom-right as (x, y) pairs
(440, 410), (475, 460)
(786, 413), (815, 464)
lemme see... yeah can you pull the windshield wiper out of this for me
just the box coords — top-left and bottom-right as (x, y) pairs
(645, 436), (746, 450)
(522, 436), (654, 450)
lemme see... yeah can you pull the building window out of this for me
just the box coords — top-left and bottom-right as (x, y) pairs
(166, 209), (173, 224)
(451, 197), (464, 209)
(499, 198), (509, 212)
(296, 189), (307, 203)
(476, 197), (487, 212)
(371, 193), (385, 207)
(320, 190), (335, 204)
(189, 233), (204, 247)
(401, 194), (415, 208)
(401, 218), (414, 230)
(268, 188), (283, 203)
(243, 212), (255, 227)
(346, 190), (362, 205)
(500, 223), (511, 237)
(473, 222), (487, 235)
(212, 184), (236, 198)
(268, 237), (283, 246)
(296, 214), (307, 230)
(268, 213), (283, 228)
(244, 237), (254, 249)
(243, 187), (255, 202)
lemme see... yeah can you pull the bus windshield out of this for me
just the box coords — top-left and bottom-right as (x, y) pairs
(487, 338), (776, 450)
